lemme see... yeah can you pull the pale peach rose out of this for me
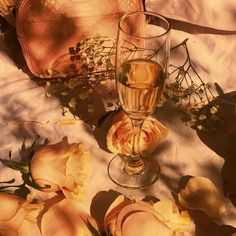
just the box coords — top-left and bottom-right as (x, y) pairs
(106, 112), (168, 156)
(0, 192), (43, 236)
(40, 197), (98, 236)
(104, 195), (193, 236)
(30, 137), (90, 200)
(178, 176), (226, 220)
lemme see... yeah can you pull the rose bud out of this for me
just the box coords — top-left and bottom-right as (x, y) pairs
(106, 112), (168, 156)
(30, 137), (90, 200)
(0, 192), (43, 236)
(178, 176), (226, 219)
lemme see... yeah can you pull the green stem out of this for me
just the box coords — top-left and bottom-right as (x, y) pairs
(10, 160), (29, 174)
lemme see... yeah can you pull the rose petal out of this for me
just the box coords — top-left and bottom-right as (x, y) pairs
(105, 195), (132, 220)
(153, 199), (191, 232)
(30, 138), (69, 192)
(0, 193), (43, 236)
(121, 211), (173, 236)
(40, 198), (98, 236)
(0, 192), (23, 221)
(17, 213), (42, 236)
(61, 143), (90, 200)
(115, 201), (163, 230)
(104, 195), (132, 235)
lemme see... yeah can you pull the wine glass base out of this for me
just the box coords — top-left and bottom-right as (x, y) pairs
(107, 155), (160, 189)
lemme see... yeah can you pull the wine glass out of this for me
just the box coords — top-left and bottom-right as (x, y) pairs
(108, 11), (171, 189)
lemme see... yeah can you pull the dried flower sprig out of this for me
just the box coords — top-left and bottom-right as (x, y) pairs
(38, 35), (220, 130)
(165, 39), (220, 130)
(37, 35), (118, 117)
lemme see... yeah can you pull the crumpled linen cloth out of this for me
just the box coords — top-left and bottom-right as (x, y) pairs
(0, 0), (236, 234)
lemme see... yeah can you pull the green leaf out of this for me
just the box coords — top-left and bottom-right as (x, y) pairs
(178, 193), (194, 209)
(27, 135), (40, 160)
(10, 160), (29, 174)
(0, 178), (15, 184)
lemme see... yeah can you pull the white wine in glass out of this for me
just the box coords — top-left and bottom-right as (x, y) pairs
(117, 59), (165, 120)
(108, 11), (171, 189)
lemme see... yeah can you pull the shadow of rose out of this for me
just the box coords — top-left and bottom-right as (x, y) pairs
(90, 189), (121, 233)
(190, 210), (236, 236)
(196, 91), (236, 207)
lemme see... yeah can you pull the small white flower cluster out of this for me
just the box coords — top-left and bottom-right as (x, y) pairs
(39, 36), (222, 130)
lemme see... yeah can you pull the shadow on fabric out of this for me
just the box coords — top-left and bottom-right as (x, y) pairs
(196, 91), (236, 207)
(175, 175), (236, 235)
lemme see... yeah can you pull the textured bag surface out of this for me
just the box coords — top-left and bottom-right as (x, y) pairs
(16, 0), (143, 78)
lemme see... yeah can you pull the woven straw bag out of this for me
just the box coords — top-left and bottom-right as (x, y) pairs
(0, 0), (18, 25)
(16, 0), (144, 78)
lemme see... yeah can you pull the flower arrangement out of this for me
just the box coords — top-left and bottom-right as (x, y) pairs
(0, 151), (232, 236)
(0, 33), (232, 235)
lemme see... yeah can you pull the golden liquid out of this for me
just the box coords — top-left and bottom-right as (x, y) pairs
(117, 59), (165, 119)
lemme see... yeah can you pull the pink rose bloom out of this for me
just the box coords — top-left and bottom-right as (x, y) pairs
(0, 192), (43, 236)
(107, 112), (168, 156)
(0, 192), (99, 236)
(30, 137), (90, 200)
(104, 195), (193, 236)
(40, 197), (98, 236)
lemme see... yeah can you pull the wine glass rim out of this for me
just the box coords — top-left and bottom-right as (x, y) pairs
(118, 10), (171, 39)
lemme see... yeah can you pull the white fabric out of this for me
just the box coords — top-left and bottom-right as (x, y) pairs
(1, 0), (236, 234)
(146, 0), (236, 31)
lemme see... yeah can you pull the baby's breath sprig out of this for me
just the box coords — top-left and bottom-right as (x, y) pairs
(165, 39), (220, 130)
(38, 35), (118, 116)
(70, 34), (116, 81)
(39, 35), (221, 130)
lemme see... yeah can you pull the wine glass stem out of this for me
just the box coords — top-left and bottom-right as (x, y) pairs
(123, 118), (145, 175)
